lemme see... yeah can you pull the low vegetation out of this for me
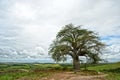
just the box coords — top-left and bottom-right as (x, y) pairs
(88, 62), (120, 80)
(0, 62), (120, 80)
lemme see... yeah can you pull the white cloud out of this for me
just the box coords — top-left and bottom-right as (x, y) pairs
(10, 1), (37, 21)
(0, 0), (120, 62)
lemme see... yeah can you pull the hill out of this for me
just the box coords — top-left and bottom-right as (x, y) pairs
(0, 62), (120, 80)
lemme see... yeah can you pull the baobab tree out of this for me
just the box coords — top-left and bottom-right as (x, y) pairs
(49, 24), (105, 70)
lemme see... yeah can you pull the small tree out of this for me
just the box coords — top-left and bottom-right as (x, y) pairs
(49, 24), (105, 70)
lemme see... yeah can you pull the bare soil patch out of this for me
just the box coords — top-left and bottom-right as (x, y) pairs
(18, 71), (107, 80)
(42, 72), (107, 80)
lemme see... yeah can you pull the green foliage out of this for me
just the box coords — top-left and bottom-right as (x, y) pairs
(49, 24), (105, 67)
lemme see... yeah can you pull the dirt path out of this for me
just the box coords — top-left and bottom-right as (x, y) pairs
(48, 73), (106, 80)
(18, 71), (107, 80)
(40, 72), (107, 80)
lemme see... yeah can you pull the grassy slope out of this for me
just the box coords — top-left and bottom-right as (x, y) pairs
(88, 62), (120, 80)
(0, 62), (120, 80)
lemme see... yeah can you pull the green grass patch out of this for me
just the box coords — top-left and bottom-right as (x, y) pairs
(87, 62), (120, 80)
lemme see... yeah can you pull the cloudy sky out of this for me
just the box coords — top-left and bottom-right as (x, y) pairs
(0, 0), (120, 63)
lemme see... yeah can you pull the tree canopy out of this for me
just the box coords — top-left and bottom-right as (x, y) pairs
(49, 24), (105, 70)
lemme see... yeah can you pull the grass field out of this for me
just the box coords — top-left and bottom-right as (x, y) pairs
(0, 62), (120, 80)
(88, 62), (120, 80)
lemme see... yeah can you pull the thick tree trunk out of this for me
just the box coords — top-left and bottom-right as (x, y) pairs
(73, 55), (80, 71)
